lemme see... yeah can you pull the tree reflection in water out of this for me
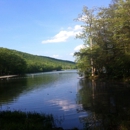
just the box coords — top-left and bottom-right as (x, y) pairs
(77, 79), (130, 129)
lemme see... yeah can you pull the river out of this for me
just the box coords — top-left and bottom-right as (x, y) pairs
(0, 70), (130, 129)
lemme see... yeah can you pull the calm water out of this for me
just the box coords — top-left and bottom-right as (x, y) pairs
(0, 70), (130, 129)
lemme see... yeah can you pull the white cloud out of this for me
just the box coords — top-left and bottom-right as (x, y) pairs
(69, 44), (85, 58)
(74, 25), (82, 31)
(74, 44), (85, 51)
(42, 25), (82, 44)
(78, 15), (88, 22)
(52, 54), (59, 58)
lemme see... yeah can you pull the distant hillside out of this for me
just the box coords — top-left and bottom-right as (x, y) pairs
(0, 47), (76, 75)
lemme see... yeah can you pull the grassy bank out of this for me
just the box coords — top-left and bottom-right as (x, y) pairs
(0, 110), (55, 130)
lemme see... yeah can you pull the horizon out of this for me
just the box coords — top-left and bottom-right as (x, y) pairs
(0, 47), (75, 63)
(0, 0), (111, 61)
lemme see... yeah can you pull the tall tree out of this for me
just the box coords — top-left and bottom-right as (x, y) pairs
(75, 0), (130, 78)
(75, 6), (97, 76)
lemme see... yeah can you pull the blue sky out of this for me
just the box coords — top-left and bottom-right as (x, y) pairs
(0, 0), (111, 61)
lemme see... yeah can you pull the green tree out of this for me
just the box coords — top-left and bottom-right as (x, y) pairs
(75, 0), (130, 78)
(0, 48), (27, 75)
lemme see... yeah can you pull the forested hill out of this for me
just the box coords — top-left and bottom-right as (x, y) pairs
(0, 48), (76, 75)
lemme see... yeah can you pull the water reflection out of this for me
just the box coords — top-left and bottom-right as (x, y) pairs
(48, 99), (77, 111)
(0, 71), (130, 129)
(0, 73), (59, 105)
(0, 78), (28, 104)
(78, 79), (130, 129)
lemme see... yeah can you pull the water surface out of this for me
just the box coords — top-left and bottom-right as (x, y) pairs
(0, 70), (130, 129)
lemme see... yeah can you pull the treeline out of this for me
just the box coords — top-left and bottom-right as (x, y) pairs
(74, 0), (130, 79)
(0, 48), (76, 75)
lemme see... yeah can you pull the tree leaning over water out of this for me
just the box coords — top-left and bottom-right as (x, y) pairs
(74, 0), (130, 79)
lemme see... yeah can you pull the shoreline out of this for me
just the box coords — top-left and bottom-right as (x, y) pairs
(0, 75), (17, 79)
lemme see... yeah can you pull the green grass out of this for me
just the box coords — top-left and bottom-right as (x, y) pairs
(0, 110), (80, 130)
(0, 110), (55, 130)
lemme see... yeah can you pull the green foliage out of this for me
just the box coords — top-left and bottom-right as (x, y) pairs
(0, 111), (55, 130)
(0, 48), (76, 75)
(0, 48), (27, 75)
(75, 0), (130, 79)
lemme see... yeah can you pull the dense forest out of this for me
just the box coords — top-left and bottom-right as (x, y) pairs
(74, 0), (130, 79)
(0, 47), (76, 75)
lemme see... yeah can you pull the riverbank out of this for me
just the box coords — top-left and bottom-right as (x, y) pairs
(87, 75), (130, 84)
(0, 75), (17, 79)
(0, 110), (78, 130)
(0, 110), (55, 130)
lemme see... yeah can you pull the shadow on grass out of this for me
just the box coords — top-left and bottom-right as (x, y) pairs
(0, 110), (54, 130)
(0, 110), (79, 130)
